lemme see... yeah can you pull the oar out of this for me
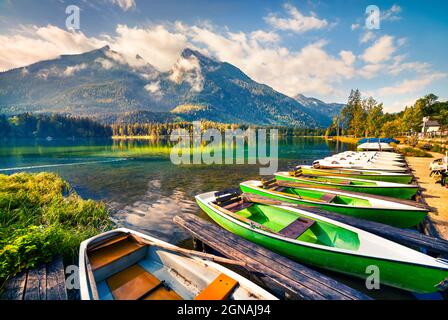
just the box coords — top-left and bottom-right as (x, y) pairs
(129, 234), (247, 267)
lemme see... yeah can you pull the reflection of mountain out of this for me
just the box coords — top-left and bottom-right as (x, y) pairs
(108, 179), (197, 244)
(0, 46), (342, 127)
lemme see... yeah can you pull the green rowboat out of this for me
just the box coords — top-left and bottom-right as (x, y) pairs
(274, 171), (419, 199)
(299, 165), (413, 184)
(239, 180), (428, 228)
(195, 191), (448, 293)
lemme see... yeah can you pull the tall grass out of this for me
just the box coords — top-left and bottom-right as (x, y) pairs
(0, 172), (111, 285)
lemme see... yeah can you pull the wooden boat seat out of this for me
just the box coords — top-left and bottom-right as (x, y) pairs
(194, 273), (238, 300)
(88, 236), (145, 271)
(279, 217), (315, 239)
(320, 193), (337, 203)
(107, 264), (182, 300)
(274, 186), (286, 192)
(223, 200), (253, 213)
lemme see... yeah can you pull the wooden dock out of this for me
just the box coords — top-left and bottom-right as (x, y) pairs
(1, 256), (67, 300)
(174, 213), (371, 300)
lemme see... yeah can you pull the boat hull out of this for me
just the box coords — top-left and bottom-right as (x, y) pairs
(239, 184), (426, 228)
(275, 174), (417, 199)
(300, 167), (413, 184)
(197, 200), (448, 294)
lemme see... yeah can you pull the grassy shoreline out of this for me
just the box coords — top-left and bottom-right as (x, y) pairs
(0, 172), (111, 287)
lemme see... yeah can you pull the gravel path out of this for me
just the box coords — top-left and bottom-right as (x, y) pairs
(406, 152), (448, 240)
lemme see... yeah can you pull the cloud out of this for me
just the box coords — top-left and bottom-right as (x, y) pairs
(144, 80), (163, 98)
(250, 30), (280, 43)
(265, 3), (328, 33)
(111, 24), (188, 71)
(378, 73), (446, 96)
(169, 55), (204, 92)
(95, 58), (115, 70)
(0, 25), (105, 71)
(63, 63), (87, 76)
(382, 4), (402, 21)
(388, 55), (430, 76)
(351, 23), (360, 31)
(361, 35), (396, 64)
(358, 64), (384, 79)
(109, 0), (136, 11)
(360, 31), (375, 44)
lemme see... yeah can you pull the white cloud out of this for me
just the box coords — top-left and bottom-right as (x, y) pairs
(111, 24), (188, 71)
(95, 58), (115, 70)
(382, 4), (402, 21)
(0, 25), (105, 71)
(361, 35), (396, 64)
(250, 30), (280, 43)
(359, 64), (384, 79)
(265, 3), (328, 33)
(378, 73), (447, 96)
(351, 23), (360, 31)
(144, 80), (163, 98)
(110, 0), (136, 11)
(340, 50), (356, 65)
(360, 31), (375, 44)
(388, 55), (430, 76)
(63, 63), (87, 76)
(169, 55), (204, 92)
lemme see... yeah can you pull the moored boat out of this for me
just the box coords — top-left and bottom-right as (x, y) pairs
(239, 180), (428, 228)
(298, 165), (413, 184)
(195, 191), (448, 293)
(79, 228), (277, 300)
(274, 171), (418, 199)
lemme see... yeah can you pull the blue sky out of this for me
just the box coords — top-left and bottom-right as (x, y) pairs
(0, 0), (447, 112)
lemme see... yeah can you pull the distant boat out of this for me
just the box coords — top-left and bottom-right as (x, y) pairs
(79, 228), (277, 300)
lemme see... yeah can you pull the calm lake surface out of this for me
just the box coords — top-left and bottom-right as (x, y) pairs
(0, 137), (423, 299)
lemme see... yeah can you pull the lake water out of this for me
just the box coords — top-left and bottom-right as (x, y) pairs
(0, 137), (421, 299)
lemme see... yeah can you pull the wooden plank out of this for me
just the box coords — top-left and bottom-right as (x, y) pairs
(185, 218), (368, 300)
(174, 214), (371, 300)
(0, 271), (27, 300)
(24, 264), (46, 300)
(46, 256), (67, 300)
(242, 192), (448, 256)
(179, 214), (370, 300)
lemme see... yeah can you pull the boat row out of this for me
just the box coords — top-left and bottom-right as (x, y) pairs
(78, 150), (448, 299)
(192, 150), (448, 294)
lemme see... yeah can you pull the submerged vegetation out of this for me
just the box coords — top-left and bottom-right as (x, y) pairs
(0, 173), (111, 285)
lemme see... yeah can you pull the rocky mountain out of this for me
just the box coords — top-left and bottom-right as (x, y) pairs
(294, 94), (345, 125)
(0, 46), (340, 127)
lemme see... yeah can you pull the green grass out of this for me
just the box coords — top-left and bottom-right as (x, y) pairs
(0, 172), (111, 286)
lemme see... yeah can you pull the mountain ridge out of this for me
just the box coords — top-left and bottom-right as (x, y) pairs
(0, 46), (342, 127)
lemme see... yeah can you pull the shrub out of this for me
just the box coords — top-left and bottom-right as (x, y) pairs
(398, 147), (433, 157)
(0, 172), (111, 284)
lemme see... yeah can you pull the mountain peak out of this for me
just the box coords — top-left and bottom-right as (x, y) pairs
(181, 48), (203, 58)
